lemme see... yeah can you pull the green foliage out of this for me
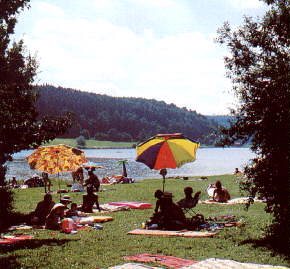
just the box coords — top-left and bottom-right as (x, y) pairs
(0, 0), (72, 231)
(0, 188), (13, 231)
(36, 85), (219, 144)
(2, 175), (289, 268)
(43, 138), (135, 148)
(217, 0), (290, 253)
(76, 135), (86, 147)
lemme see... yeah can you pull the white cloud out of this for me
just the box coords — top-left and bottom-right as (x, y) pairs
(33, 1), (65, 17)
(94, 0), (114, 9)
(16, 0), (237, 115)
(227, 0), (264, 9)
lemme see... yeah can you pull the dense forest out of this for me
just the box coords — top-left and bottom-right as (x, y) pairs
(36, 85), (221, 144)
(206, 115), (234, 128)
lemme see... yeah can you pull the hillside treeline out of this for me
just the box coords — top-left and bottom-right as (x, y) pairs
(36, 85), (219, 143)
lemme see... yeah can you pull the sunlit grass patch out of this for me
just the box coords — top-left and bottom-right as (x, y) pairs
(3, 175), (290, 268)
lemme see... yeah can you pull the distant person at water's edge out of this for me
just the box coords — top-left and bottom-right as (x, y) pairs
(84, 170), (100, 192)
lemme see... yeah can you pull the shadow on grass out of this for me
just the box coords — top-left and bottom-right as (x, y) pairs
(0, 238), (79, 254)
(240, 237), (290, 261)
(0, 255), (22, 269)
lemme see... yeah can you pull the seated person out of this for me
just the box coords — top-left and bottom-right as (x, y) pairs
(71, 183), (85, 192)
(160, 192), (187, 230)
(213, 180), (231, 202)
(59, 195), (72, 208)
(30, 193), (55, 225)
(82, 187), (101, 213)
(154, 189), (163, 213)
(65, 203), (80, 218)
(148, 192), (186, 230)
(177, 187), (201, 209)
(11, 177), (18, 188)
(234, 168), (242, 175)
(45, 203), (66, 230)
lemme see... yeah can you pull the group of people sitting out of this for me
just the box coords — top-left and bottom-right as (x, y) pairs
(146, 180), (231, 230)
(29, 185), (101, 230)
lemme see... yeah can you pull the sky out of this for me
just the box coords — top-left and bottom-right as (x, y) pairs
(15, 0), (268, 115)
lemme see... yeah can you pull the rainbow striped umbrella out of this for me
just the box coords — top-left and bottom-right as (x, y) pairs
(136, 133), (199, 189)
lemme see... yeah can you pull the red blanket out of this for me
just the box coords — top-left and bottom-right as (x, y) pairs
(0, 235), (34, 244)
(108, 201), (152, 209)
(124, 253), (198, 268)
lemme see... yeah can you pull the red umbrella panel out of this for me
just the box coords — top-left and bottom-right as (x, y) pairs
(136, 133), (199, 170)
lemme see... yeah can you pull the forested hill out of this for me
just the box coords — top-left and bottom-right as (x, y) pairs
(36, 85), (219, 143)
(206, 115), (234, 128)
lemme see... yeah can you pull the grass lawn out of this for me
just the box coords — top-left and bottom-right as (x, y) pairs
(43, 138), (136, 148)
(2, 175), (289, 268)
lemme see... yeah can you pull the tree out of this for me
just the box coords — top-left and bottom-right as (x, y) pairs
(217, 0), (290, 252)
(0, 0), (72, 230)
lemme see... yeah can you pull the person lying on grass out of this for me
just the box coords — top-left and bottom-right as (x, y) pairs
(177, 187), (201, 209)
(81, 186), (101, 213)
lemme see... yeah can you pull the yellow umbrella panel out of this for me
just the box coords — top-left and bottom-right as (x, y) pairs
(27, 144), (86, 174)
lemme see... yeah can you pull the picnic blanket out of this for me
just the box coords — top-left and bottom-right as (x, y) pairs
(78, 216), (113, 225)
(97, 203), (130, 212)
(109, 263), (162, 269)
(128, 229), (217, 238)
(108, 201), (152, 209)
(8, 225), (33, 231)
(124, 254), (197, 269)
(0, 235), (34, 244)
(199, 197), (264, 205)
(180, 258), (288, 269)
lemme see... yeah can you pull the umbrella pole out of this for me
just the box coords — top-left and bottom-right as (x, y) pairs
(58, 172), (61, 199)
(162, 175), (166, 192)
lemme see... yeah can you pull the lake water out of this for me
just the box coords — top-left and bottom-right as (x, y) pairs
(7, 147), (255, 181)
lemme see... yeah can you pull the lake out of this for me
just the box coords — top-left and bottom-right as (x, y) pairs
(6, 147), (255, 181)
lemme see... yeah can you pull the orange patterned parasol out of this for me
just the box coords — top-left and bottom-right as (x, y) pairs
(27, 144), (86, 174)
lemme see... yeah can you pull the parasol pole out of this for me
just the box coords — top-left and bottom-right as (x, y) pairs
(58, 171), (61, 199)
(162, 175), (166, 192)
(160, 169), (167, 192)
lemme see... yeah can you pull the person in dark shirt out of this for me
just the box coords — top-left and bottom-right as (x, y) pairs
(82, 187), (101, 213)
(84, 170), (100, 192)
(31, 193), (55, 225)
(42, 172), (52, 193)
(154, 189), (164, 213)
(177, 187), (201, 209)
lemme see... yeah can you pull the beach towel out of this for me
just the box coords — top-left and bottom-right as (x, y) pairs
(128, 229), (217, 238)
(199, 197), (264, 205)
(124, 254), (198, 268)
(0, 235), (34, 244)
(109, 263), (162, 269)
(108, 201), (152, 209)
(180, 258), (288, 269)
(78, 216), (113, 225)
(98, 203), (130, 212)
(8, 225), (33, 231)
